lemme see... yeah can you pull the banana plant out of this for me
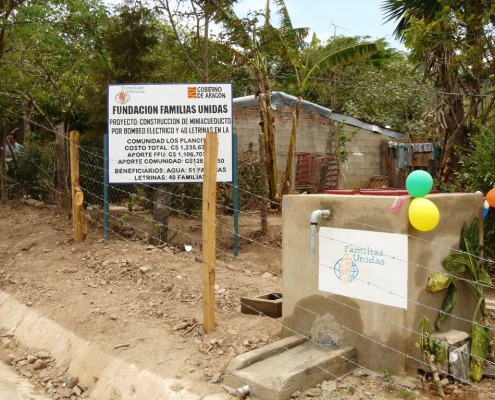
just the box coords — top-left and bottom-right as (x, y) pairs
(213, 1), (280, 201)
(426, 218), (493, 382)
(417, 315), (446, 396)
(274, 0), (378, 195)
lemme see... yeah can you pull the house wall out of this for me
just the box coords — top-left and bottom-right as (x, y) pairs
(233, 104), (387, 189)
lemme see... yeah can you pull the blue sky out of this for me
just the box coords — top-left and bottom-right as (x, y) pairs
(106, 0), (406, 51)
(234, 0), (406, 51)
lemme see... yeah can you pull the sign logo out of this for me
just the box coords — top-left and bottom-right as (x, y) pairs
(334, 253), (359, 284)
(115, 90), (130, 104)
(187, 86), (197, 99)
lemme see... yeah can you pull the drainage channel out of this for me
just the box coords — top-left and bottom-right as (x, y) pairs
(0, 291), (232, 400)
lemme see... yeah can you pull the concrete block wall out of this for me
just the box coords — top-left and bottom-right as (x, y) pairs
(234, 104), (386, 189)
(341, 126), (384, 188)
(281, 193), (481, 375)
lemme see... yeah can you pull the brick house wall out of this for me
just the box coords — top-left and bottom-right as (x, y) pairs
(233, 93), (405, 189)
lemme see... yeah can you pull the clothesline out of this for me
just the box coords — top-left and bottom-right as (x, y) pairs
(387, 141), (436, 170)
(387, 141), (434, 153)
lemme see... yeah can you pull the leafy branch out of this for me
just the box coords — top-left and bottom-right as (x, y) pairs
(426, 218), (493, 382)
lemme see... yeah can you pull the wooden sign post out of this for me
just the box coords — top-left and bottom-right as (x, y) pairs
(202, 132), (218, 334)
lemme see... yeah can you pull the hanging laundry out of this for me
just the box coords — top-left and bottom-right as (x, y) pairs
(396, 143), (412, 170)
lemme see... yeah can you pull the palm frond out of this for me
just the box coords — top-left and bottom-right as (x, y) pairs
(213, 4), (251, 48)
(303, 42), (378, 87)
(381, 0), (444, 40)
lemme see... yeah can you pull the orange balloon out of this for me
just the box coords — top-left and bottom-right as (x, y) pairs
(486, 188), (495, 207)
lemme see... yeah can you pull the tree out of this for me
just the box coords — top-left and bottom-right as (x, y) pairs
(104, 1), (161, 83)
(214, 0), (281, 201)
(383, 0), (495, 185)
(156, 0), (238, 82)
(101, 1), (178, 244)
(0, 0), (28, 200)
(307, 37), (433, 136)
(0, 0), (107, 208)
(274, 0), (378, 194)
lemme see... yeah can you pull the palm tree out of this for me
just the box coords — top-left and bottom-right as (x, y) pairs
(382, 0), (495, 185)
(274, 0), (378, 195)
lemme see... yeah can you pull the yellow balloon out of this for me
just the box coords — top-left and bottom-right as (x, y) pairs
(408, 198), (440, 231)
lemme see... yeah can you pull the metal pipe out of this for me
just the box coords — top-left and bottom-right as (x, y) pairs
(234, 384), (250, 398)
(309, 209), (331, 253)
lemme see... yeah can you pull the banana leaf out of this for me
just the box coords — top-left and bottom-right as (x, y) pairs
(427, 273), (452, 292)
(470, 322), (490, 382)
(442, 253), (469, 274)
(478, 269), (494, 286)
(460, 220), (480, 252)
(436, 284), (457, 330)
(463, 240), (480, 282)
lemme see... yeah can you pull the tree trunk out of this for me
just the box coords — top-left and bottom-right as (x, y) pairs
(0, 119), (6, 202)
(258, 91), (278, 202)
(280, 95), (301, 196)
(434, 48), (466, 185)
(258, 132), (268, 235)
(152, 184), (171, 245)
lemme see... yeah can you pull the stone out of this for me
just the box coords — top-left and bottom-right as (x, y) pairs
(27, 355), (38, 364)
(433, 330), (470, 346)
(394, 376), (418, 390)
(67, 376), (79, 389)
(20, 369), (33, 378)
(304, 387), (322, 397)
(58, 388), (73, 398)
(170, 382), (183, 392)
(211, 373), (222, 384)
(352, 368), (369, 377)
(321, 380), (337, 394)
(33, 360), (48, 370)
(4, 353), (17, 365)
(36, 351), (51, 359)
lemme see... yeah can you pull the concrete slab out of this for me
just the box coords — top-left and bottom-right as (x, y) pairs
(223, 336), (356, 400)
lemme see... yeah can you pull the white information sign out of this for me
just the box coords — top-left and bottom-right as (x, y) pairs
(108, 83), (233, 184)
(318, 227), (408, 309)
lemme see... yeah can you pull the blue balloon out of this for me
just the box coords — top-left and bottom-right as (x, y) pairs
(483, 208), (489, 218)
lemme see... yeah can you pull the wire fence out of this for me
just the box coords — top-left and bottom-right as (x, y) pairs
(1, 132), (494, 399)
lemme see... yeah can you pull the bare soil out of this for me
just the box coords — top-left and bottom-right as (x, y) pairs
(1, 200), (495, 400)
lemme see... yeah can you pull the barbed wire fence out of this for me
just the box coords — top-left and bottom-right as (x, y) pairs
(1, 130), (495, 399)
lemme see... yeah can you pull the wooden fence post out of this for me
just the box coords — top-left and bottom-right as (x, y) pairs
(56, 123), (70, 212)
(202, 132), (218, 334)
(69, 130), (87, 242)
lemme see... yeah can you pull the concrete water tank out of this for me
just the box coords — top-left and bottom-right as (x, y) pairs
(281, 191), (482, 375)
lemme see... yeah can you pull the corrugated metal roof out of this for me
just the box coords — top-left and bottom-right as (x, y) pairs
(233, 91), (406, 139)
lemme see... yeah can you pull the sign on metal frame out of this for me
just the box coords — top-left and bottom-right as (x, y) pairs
(107, 83), (233, 184)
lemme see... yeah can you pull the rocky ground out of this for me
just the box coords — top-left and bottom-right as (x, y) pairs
(1, 200), (495, 399)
